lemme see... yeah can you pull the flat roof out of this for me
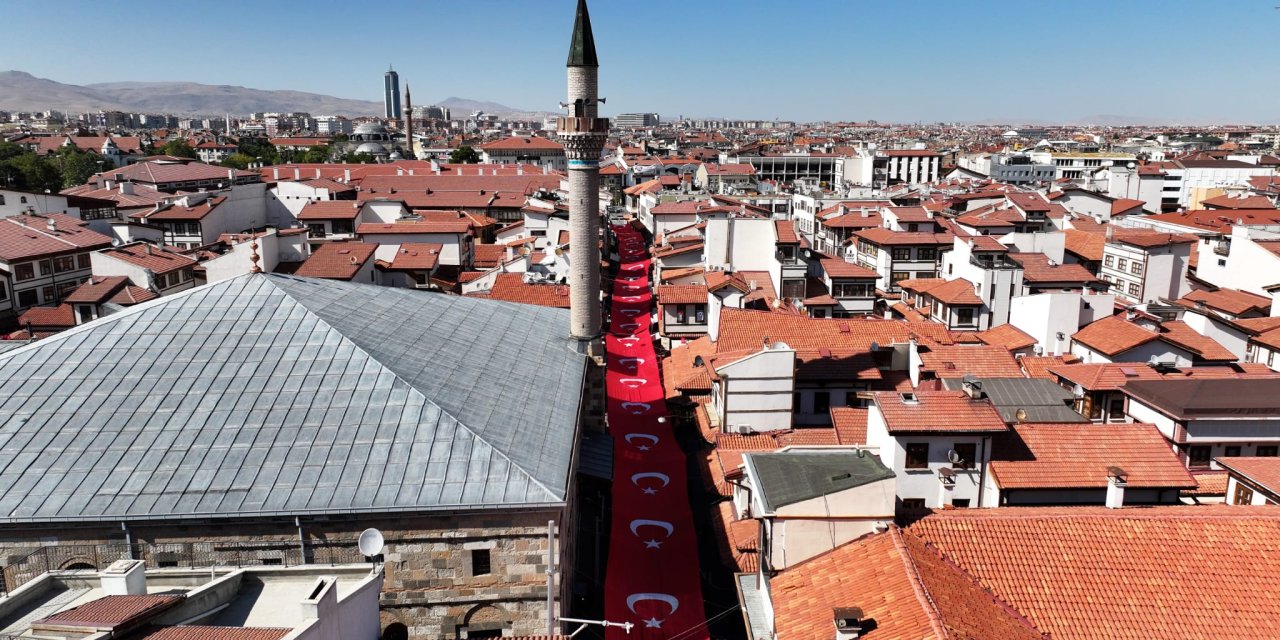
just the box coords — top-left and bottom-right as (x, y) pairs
(1123, 378), (1280, 419)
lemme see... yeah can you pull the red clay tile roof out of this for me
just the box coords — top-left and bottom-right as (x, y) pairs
(873, 390), (1007, 433)
(1018, 354), (1081, 379)
(1071, 315), (1162, 356)
(18, 304), (75, 328)
(1177, 288), (1271, 316)
(659, 266), (705, 283)
(1009, 253), (1103, 285)
(663, 336), (717, 399)
(0, 213), (113, 261)
(1218, 457), (1280, 496)
(820, 257), (880, 279)
(924, 278), (983, 305)
(473, 244), (510, 268)
(716, 308), (958, 353)
(1201, 194), (1278, 210)
(134, 627), (292, 640)
(98, 243), (197, 274)
(356, 220), (471, 235)
(1050, 362), (1278, 391)
(917, 345), (1025, 378)
(468, 272), (571, 308)
(774, 219), (799, 244)
(110, 285), (159, 305)
(830, 407), (869, 445)
(1158, 320), (1237, 361)
(975, 324), (1036, 351)
(37, 594), (182, 628)
(771, 528), (1045, 640)
(991, 423), (1196, 490)
(1063, 228), (1105, 262)
(385, 243), (442, 270)
(297, 200), (361, 220)
(854, 228), (954, 246)
(1107, 229), (1197, 248)
(908, 505), (1280, 640)
(294, 242), (377, 280)
(479, 135), (564, 151)
(656, 284), (706, 305)
(132, 196), (226, 222)
(64, 276), (130, 303)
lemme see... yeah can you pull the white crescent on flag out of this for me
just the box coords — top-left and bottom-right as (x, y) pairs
(624, 433), (659, 449)
(620, 401), (652, 414)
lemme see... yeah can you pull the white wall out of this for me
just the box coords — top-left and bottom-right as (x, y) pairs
(1010, 292), (1113, 356)
(717, 346), (796, 432)
(1196, 226), (1280, 297)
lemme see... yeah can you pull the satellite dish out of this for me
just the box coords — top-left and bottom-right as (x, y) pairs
(1015, 408), (1029, 423)
(358, 528), (385, 558)
(947, 449), (964, 465)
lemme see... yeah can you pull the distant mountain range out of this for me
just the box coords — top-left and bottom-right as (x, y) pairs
(0, 71), (546, 119)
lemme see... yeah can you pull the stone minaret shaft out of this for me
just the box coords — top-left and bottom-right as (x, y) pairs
(403, 84), (414, 159)
(558, 0), (607, 342)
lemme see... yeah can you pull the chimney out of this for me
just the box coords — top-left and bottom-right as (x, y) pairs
(100, 559), (147, 596)
(104, 179), (115, 190)
(315, 168), (321, 179)
(960, 374), (984, 399)
(228, 169), (235, 183)
(1106, 466), (1127, 508)
(46, 218), (57, 232)
(833, 607), (866, 640)
(119, 182), (134, 195)
(344, 169), (352, 182)
(293, 168), (300, 180)
(273, 167), (280, 181)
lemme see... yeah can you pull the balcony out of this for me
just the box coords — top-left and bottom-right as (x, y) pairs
(1213, 242), (1230, 256)
(970, 255), (1022, 270)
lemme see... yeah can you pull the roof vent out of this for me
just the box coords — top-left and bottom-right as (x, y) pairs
(833, 607), (866, 640)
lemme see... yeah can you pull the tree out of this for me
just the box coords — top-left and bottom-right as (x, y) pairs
(341, 152), (377, 164)
(220, 153), (256, 170)
(160, 139), (197, 159)
(449, 145), (480, 164)
(5, 153), (61, 193)
(237, 137), (279, 165)
(57, 148), (106, 188)
(301, 145), (331, 164)
(0, 141), (25, 162)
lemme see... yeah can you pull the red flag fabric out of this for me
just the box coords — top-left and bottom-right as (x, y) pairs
(602, 226), (709, 640)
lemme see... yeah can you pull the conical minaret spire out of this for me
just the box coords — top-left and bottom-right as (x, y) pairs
(558, 0), (608, 344)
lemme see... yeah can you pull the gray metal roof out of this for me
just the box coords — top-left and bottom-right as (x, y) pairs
(745, 450), (894, 513)
(941, 377), (1086, 424)
(0, 274), (587, 523)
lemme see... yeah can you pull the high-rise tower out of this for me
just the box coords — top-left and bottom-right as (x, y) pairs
(558, 0), (608, 343)
(384, 66), (401, 121)
(403, 84), (414, 159)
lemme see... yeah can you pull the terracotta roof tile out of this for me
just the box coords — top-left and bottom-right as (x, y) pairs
(297, 200), (361, 220)
(990, 423), (1196, 490)
(37, 594), (182, 628)
(1177, 288), (1272, 316)
(917, 345), (1025, 378)
(830, 407), (869, 445)
(356, 220), (471, 235)
(1008, 253), (1103, 285)
(1217, 457), (1280, 496)
(975, 324), (1036, 351)
(1018, 354), (1080, 379)
(134, 627), (292, 640)
(132, 196), (226, 221)
(386, 243), (442, 270)
(294, 242), (376, 280)
(97, 242), (196, 274)
(467, 272), (570, 308)
(64, 276), (130, 303)
(716, 308), (957, 354)
(873, 390), (1007, 433)
(0, 213), (113, 260)
(656, 284), (706, 305)
(1063, 229), (1105, 262)
(908, 505), (1280, 640)
(1184, 471), (1228, 497)
(771, 528), (1045, 640)
(18, 304), (75, 328)
(820, 258), (880, 279)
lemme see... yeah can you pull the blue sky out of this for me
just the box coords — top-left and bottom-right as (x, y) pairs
(4, 0), (1279, 123)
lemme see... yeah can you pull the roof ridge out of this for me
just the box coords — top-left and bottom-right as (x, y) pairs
(890, 527), (949, 640)
(266, 274), (564, 503)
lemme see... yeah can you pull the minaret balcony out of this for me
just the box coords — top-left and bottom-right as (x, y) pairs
(556, 117), (610, 134)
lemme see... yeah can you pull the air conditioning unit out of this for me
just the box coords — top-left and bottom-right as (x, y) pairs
(734, 424), (756, 435)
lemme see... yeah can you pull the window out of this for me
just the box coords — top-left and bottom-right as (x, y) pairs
(260, 558), (283, 566)
(676, 306), (687, 324)
(19, 196), (26, 204)
(901, 498), (926, 510)
(813, 391), (830, 414)
(181, 269), (193, 283)
(890, 271), (911, 285)
(905, 443), (929, 469)
(1270, 351), (1276, 368)
(52, 256), (77, 273)
(907, 223), (919, 232)
(1108, 398), (1126, 421)
(891, 248), (911, 261)
(1129, 261), (1143, 275)
(332, 220), (354, 235)
(0, 282), (6, 301)
(17, 289), (37, 307)
(1188, 446), (1211, 469)
(38, 260), (51, 276)
(951, 443), (977, 470)
(1224, 445), (1242, 458)
(782, 279), (805, 299)
(1104, 255), (1115, 267)
(917, 247), (937, 261)
(1234, 483), (1255, 506)
(14, 263), (33, 281)
(793, 393), (801, 412)
(41, 285), (56, 302)
(471, 549), (491, 576)
(952, 499), (971, 508)
(77, 253), (91, 269)
(1117, 258), (1127, 271)
(955, 307), (975, 326)
(1257, 446), (1278, 457)
(833, 282), (870, 298)
(307, 224), (326, 238)
(694, 307), (705, 323)
(1128, 282), (1140, 296)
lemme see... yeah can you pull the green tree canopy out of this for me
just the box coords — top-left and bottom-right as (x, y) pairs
(237, 137), (280, 165)
(160, 139), (198, 159)
(220, 153), (256, 170)
(300, 145), (331, 164)
(56, 148), (107, 188)
(449, 145), (480, 164)
(340, 152), (378, 164)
